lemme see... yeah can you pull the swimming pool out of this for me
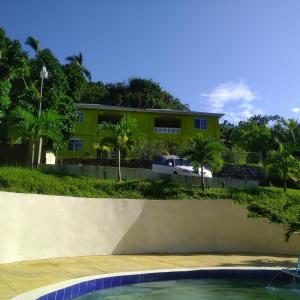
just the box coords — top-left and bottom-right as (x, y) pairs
(77, 278), (300, 300)
(12, 268), (300, 300)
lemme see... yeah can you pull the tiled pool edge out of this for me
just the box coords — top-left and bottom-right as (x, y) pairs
(11, 267), (288, 300)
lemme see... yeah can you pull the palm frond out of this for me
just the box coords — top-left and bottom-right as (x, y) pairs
(25, 36), (41, 54)
(82, 67), (91, 81)
(66, 55), (76, 62)
(78, 52), (83, 65)
(10, 108), (62, 143)
(180, 133), (224, 172)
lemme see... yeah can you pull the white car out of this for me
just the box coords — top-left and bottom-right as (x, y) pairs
(152, 155), (212, 178)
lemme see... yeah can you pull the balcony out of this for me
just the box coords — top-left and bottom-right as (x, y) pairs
(154, 117), (181, 134)
(154, 127), (181, 134)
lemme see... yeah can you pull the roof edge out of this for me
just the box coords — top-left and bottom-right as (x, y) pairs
(75, 103), (224, 118)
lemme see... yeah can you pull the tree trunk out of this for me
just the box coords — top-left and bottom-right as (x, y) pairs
(283, 180), (287, 194)
(291, 130), (296, 144)
(37, 137), (43, 166)
(22, 76), (28, 89)
(117, 147), (122, 182)
(201, 165), (205, 191)
(31, 142), (36, 168)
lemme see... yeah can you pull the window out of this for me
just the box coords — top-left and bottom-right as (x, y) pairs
(76, 111), (84, 123)
(194, 118), (207, 129)
(68, 138), (83, 151)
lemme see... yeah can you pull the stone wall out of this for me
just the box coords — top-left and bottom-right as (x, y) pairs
(215, 165), (265, 180)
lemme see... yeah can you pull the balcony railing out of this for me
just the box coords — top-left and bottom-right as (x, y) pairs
(154, 127), (181, 134)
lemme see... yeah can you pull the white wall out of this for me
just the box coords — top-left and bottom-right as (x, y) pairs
(0, 191), (299, 264)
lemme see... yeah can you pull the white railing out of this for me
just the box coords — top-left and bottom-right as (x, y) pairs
(154, 127), (181, 134)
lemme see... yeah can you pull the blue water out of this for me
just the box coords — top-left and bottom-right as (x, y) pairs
(77, 278), (300, 299)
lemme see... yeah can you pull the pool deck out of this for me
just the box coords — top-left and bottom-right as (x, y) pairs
(0, 253), (297, 299)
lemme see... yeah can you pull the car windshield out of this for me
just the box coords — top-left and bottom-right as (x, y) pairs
(175, 159), (192, 167)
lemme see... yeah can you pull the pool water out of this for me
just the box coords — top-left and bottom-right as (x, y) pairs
(77, 278), (300, 300)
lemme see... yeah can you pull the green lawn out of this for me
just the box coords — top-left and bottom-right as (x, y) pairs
(0, 166), (299, 239)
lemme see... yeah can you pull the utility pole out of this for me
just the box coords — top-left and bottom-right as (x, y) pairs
(37, 66), (48, 166)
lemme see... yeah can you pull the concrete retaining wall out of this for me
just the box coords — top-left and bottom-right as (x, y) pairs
(0, 191), (299, 264)
(41, 164), (258, 189)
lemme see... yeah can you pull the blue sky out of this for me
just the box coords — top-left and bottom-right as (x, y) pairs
(1, 0), (300, 122)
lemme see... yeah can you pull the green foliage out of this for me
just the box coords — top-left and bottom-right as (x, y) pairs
(80, 77), (189, 110)
(10, 107), (62, 164)
(181, 134), (224, 190)
(181, 134), (224, 172)
(97, 116), (144, 181)
(0, 28), (29, 81)
(11, 107), (61, 142)
(226, 145), (248, 165)
(221, 115), (300, 158)
(98, 115), (144, 151)
(0, 80), (11, 119)
(0, 166), (300, 239)
(25, 36), (41, 55)
(264, 143), (300, 193)
(63, 62), (87, 101)
(137, 139), (183, 160)
(80, 81), (106, 103)
(0, 30), (77, 151)
(232, 121), (273, 154)
(66, 52), (91, 81)
(220, 120), (235, 148)
(0, 28), (29, 121)
(28, 49), (77, 144)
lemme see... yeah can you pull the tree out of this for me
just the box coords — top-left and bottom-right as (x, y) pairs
(97, 116), (143, 181)
(63, 62), (87, 101)
(0, 28), (29, 122)
(10, 107), (61, 167)
(25, 36), (41, 56)
(271, 118), (300, 149)
(80, 81), (106, 103)
(220, 120), (236, 148)
(226, 144), (248, 165)
(66, 52), (91, 81)
(287, 119), (298, 144)
(264, 143), (300, 193)
(181, 134), (224, 190)
(29, 49), (77, 145)
(80, 77), (190, 110)
(232, 120), (273, 156)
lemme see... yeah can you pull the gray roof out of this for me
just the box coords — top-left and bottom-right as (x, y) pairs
(76, 103), (224, 118)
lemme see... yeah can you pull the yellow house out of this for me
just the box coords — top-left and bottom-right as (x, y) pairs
(59, 103), (223, 158)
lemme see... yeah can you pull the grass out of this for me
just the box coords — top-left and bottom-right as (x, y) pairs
(0, 166), (300, 239)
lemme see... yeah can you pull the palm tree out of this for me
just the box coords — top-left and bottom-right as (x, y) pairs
(97, 116), (143, 181)
(25, 36), (41, 56)
(264, 143), (299, 193)
(11, 107), (61, 167)
(66, 52), (91, 81)
(287, 119), (298, 144)
(181, 134), (224, 190)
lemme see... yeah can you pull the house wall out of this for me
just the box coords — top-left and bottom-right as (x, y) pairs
(59, 108), (220, 158)
(0, 191), (299, 264)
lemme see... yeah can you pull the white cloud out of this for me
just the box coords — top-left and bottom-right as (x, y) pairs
(200, 80), (262, 123)
(292, 107), (300, 114)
